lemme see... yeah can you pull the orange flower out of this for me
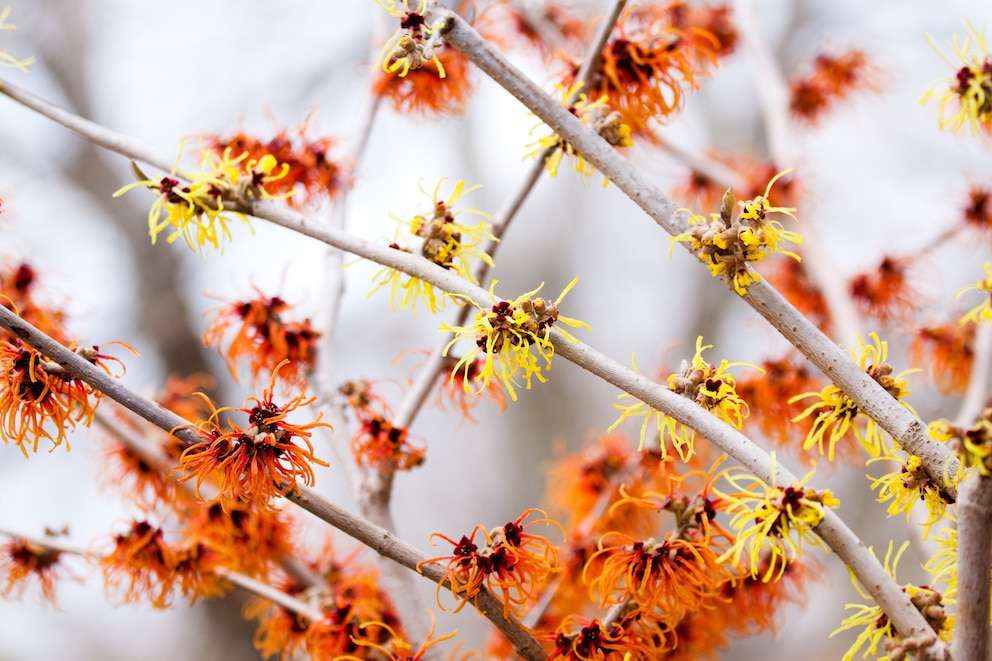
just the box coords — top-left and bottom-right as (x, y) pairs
(351, 413), (425, 471)
(102, 520), (179, 608)
(0, 261), (69, 343)
(100, 436), (178, 512)
(476, 0), (587, 58)
(545, 615), (631, 661)
(910, 320), (975, 394)
(177, 362), (330, 506)
(337, 618), (457, 661)
(202, 288), (320, 387)
(788, 49), (877, 124)
(718, 555), (819, 637)
(582, 3), (719, 136)
(419, 508), (562, 618)
(586, 530), (732, 624)
(848, 255), (919, 323)
(663, 2), (738, 56)
(179, 499), (296, 579)
(372, 47), (474, 116)
(204, 117), (350, 207)
(1, 537), (72, 604)
(0, 340), (130, 456)
(433, 353), (508, 424)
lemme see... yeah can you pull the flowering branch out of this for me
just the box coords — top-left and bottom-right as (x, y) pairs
(0, 304), (546, 660)
(423, 6), (960, 498)
(550, 334), (951, 660)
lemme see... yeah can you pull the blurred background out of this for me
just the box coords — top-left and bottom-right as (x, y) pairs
(0, 0), (990, 658)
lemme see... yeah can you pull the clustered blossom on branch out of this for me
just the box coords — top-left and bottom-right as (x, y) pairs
(202, 287), (320, 387)
(203, 118), (351, 207)
(370, 178), (496, 314)
(3, 3), (992, 661)
(671, 171), (803, 295)
(610, 336), (756, 460)
(177, 362), (330, 505)
(441, 278), (589, 401)
(526, 82), (633, 182)
(115, 145), (290, 253)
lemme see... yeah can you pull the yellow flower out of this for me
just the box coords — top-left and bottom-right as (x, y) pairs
(440, 278), (589, 401)
(369, 179), (496, 314)
(375, 0), (446, 79)
(924, 527), (958, 603)
(0, 6), (34, 72)
(832, 542), (953, 661)
(526, 82), (633, 184)
(868, 453), (950, 539)
(790, 333), (913, 460)
(923, 21), (992, 136)
(114, 144), (290, 254)
(717, 453), (837, 582)
(608, 336), (759, 460)
(670, 171), (802, 295)
(957, 262), (992, 324)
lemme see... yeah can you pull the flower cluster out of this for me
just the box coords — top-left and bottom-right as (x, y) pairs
(788, 48), (876, 124)
(671, 171), (802, 295)
(833, 542), (952, 661)
(204, 118), (349, 207)
(581, 4), (720, 136)
(202, 287), (319, 387)
(910, 319), (976, 394)
(1, 536), (70, 604)
(419, 509), (562, 617)
(610, 336), (756, 460)
(924, 21), (992, 137)
(718, 456), (838, 582)
(0, 261), (69, 344)
(847, 255), (918, 323)
(441, 278), (589, 401)
(114, 144), (290, 253)
(0, 340), (129, 457)
(526, 82), (633, 182)
(375, 0), (446, 79)
(370, 179), (495, 314)
(868, 451), (952, 539)
(177, 363), (330, 505)
(790, 333), (913, 460)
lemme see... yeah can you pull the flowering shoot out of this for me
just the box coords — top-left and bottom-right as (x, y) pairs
(610, 336), (757, 460)
(177, 362), (330, 505)
(671, 170), (802, 295)
(114, 144), (290, 253)
(958, 261), (992, 324)
(441, 278), (588, 401)
(370, 179), (495, 314)
(718, 454), (838, 582)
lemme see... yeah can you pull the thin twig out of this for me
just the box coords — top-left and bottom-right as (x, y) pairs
(395, 0), (628, 430)
(0, 527), (326, 623)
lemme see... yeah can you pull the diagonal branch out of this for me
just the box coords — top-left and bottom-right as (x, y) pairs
(0, 305), (546, 660)
(418, 6), (960, 500)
